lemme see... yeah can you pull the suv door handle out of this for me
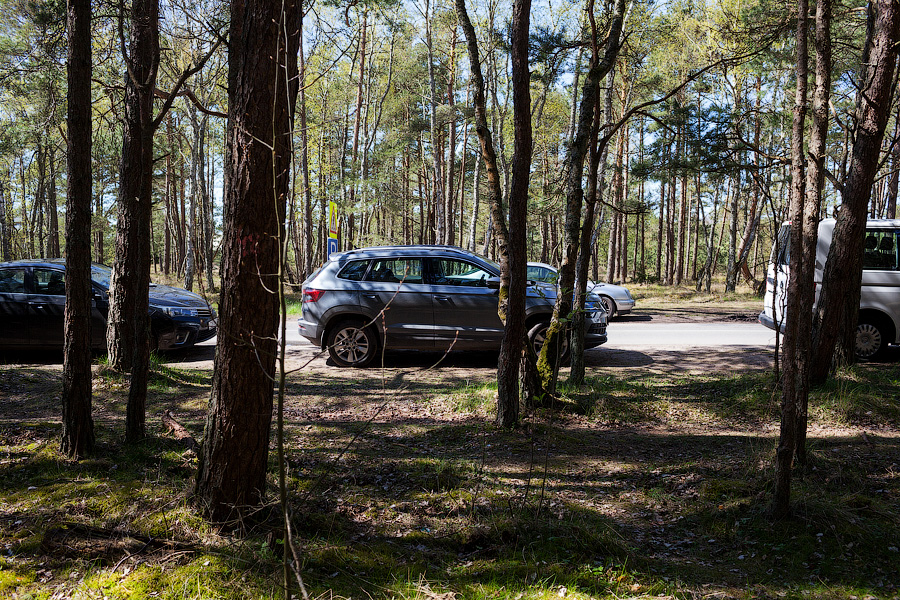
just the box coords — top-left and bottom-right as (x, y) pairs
(362, 293), (379, 300)
(434, 295), (450, 301)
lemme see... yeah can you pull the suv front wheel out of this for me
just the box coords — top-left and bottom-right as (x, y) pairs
(327, 319), (378, 367)
(529, 321), (570, 363)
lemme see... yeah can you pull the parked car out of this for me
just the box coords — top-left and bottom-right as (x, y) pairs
(298, 246), (608, 367)
(0, 259), (217, 351)
(526, 262), (635, 318)
(760, 218), (900, 359)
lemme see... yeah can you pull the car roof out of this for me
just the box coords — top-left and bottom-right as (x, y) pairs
(527, 262), (556, 270)
(0, 259), (111, 270)
(0, 258), (66, 269)
(331, 245), (485, 260)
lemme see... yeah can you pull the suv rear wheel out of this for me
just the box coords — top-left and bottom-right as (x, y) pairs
(327, 319), (378, 367)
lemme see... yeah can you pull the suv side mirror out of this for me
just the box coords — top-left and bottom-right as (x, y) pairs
(486, 276), (501, 289)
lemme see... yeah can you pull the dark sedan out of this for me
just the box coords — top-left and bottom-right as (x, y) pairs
(0, 259), (217, 351)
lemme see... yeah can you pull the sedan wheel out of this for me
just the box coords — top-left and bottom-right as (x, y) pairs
(327, 320), (378, 367)
(856, 320), (886, 360)
(529, 321), (569, 363)
(600, 295), (616, 319)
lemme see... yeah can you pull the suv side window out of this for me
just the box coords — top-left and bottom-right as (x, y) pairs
(862, 230), (897, 270)
(34, 269), (66, 295)
(365, 259), (423, 284)
(431, 258), (492, 287)
(0, 268), (26, 293)
(337, 260), (370, 281)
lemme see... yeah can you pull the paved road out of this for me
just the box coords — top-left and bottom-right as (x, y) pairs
(278, 317), (778, 350)
(607, 321), (777, 349)
(2, 317), (777, 369)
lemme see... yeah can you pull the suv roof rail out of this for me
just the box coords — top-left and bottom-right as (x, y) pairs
(336, 244), (473, 256)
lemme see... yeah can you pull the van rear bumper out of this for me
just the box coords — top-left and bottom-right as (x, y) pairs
(758, 311), (784, 333)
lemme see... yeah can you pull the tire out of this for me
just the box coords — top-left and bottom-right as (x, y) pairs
(856, 319), (887, 360)
(599, 295), (616, 319)
(528, 321), (569, 363)
(326, 319), (378, 367)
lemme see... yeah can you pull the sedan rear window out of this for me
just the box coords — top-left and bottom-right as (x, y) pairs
(0, 269), (25, 293)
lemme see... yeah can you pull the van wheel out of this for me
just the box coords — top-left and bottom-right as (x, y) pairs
(327, 319), (378, 367)
(856, 319), (887, 360)
(529, 321), (569, 363)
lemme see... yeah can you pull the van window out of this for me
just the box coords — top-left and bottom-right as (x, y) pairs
(862, 230), (897, 270)
(773, 223), (790, 266)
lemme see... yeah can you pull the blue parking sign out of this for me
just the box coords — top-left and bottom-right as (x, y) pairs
(327, 237), (339, 258)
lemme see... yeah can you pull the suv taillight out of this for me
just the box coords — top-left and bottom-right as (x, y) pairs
(302, 288), (325, 303)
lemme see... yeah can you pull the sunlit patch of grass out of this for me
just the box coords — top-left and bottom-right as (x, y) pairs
(449, 381), (496, 414)
(810, 365), (900, 427)
(556, 375), (661, 422)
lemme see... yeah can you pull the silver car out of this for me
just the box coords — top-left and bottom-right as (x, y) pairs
(526, 262), (635, 318)
(299, 246), (608, 367)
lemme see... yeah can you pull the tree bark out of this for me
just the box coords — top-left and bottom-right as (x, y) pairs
(47, 146), (60, 258)
(195, 0), (302, 526)
(796, 0), (832, 466)
(810, 0), (900, 384)
(537, 0), (627, 394)
(773, 0), (809, 520)
(61, 0), (95, 459)
(571, 65), (613, 385)
(0, 176), (10, 262)
(456, 0), (520, 426)
(426, 0), (446, 245)
(494, 0), (533, 427)
(105, 0), (159, 445)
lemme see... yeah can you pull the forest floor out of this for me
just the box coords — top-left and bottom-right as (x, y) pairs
(1, 295), (899, 600)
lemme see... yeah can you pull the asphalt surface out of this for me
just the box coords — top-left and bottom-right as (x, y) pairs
(0, 315), (780, 371)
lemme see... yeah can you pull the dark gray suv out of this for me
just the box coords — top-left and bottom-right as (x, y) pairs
(298, 245), (608, 367)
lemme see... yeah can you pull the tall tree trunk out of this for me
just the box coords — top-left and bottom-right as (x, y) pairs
(196, 0), (302, 526)
(426, 0), (446, 245)
(446, 28), (458, 247)
(468, 140), (482, 252)
(886, 101), (900, 219)
(47, 146), (60, 257)
(456, 0), (521, 426)
(106, 0), (160, 458)
(774, 0), (808, 520)
(61, 0), (95, 459)
(537, 0), (627, 392)
(93, 188), (104, 262)
(656, 164), (664, 281)
(570, 64), (610, 385)
(0, 176), (10, 262)
(810, 0), (900, 383)
(299, 11), (314, 278)
(796, 0), (832, 466)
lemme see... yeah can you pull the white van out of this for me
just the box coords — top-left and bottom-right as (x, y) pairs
(759, 218), (900, 359)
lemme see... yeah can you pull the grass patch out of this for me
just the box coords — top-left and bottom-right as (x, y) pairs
(1, 354), (899, 599)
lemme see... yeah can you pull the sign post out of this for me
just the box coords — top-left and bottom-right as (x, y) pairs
(328, 201), (339, 258)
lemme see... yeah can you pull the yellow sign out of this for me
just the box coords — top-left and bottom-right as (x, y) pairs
(328, 201), (339, 239)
